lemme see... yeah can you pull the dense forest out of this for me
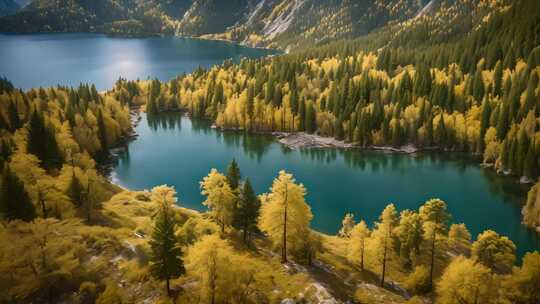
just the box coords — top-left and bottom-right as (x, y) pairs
(0, 79), (132, 220)
(1, 0), (540, 303)
(0, 81), (539, 301)
(0, 59), (539, 303)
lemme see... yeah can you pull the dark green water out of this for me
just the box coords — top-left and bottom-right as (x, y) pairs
(0, 33), (277, 90)
(113, 113), (539, 258)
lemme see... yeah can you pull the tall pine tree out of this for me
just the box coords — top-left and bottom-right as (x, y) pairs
(234, 178), (261, 244)
(27, 109), (63, 171)
(0, 166), (36, 221)
(149, 202), (185, 297)
(97, 109), (108, 154)
(226, 159), (241, 190)
(66, 172), (84, 207)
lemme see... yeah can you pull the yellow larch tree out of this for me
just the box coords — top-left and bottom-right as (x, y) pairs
(258, 170), (312, 263)
(347, 220), (370, 271)
(200, 169), (237, 233)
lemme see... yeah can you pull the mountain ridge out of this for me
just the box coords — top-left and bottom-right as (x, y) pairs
(0, 0), (465, 50)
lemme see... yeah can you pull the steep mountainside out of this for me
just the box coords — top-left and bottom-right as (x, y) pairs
(0, 0), (132, 33)
(0, 0), (186, 35)
(0, 0), (19, 17)
(0, 0), (486, 50)
(0, 0), (531, 50)
(218, 0), (425, 50)
(176, 0), (254, 36)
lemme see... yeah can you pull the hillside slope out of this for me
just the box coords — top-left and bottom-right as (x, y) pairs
(0, 0), (485, 50)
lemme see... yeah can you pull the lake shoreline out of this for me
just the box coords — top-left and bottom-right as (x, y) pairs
(212, 124), (534, 184)
(185, 35), (281, 53)
(211, 123), (540, 237)
(0, 33), (277, 91)
(107, 112), (540, 256)
(106, 110), (540, 258)
(108, 109), (535, 188)
(0, 31), (281, 52)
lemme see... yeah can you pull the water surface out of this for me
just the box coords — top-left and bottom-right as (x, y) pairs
(0, 33), (277, 90)
(113, 113), (539, 258)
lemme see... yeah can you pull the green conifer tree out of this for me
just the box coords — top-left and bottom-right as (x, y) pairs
(97, 109), (108, 153)
(7, 101), (21, 132)
(235, 178), (261, 244)
(226, 159), (241, 190)
(305, 102), (316, 134)
(66, 172), (84, 207)
(472, 68), (485, 104)
(27, 109), (63, 170)
(0, 166), (36, 221)
(149, 202), (185, 297)
(435, 114), (446, 148)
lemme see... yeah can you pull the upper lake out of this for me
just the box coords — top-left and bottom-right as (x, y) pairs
(0, 33), (277, 90)
(113, 113), (539, 258)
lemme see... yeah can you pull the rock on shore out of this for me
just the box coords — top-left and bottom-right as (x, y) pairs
(275, 132), (354, 149)
(276, 132), (421, 154)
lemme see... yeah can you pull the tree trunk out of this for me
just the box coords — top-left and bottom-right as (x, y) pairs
(166, 277), (171, 297)
(282, 108), (285, 131)
(39, 194), (47, 218)
(85, 182), (92, 223)
(380, 230), (389, 287)
(429, 228), (436, 290)
(243, 220), (248, 244)
(209, 253), (217, 304)
(429, 213), (441, 290)
(360, 239), (365, 271)
(281, 184), (289, 263)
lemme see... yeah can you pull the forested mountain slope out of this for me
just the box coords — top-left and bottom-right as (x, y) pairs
(0, 0), (183, 35)
(0, 0), (508, 50)
(184, 0), (424, 50)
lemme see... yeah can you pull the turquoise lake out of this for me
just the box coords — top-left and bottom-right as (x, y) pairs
(113, 113), (539, 258)
(0, 33), (537, 258)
